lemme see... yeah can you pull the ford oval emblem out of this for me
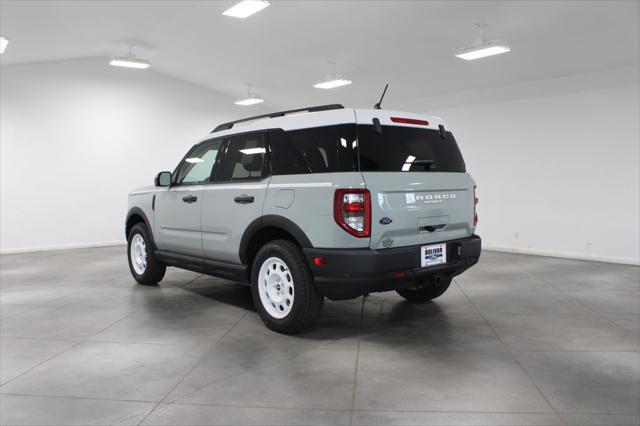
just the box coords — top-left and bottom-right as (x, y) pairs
(379, 217), (393, 225)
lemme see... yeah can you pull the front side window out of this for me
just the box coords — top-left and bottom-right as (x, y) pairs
(218, 132), (267, 181)
(175, 139), (223, 185)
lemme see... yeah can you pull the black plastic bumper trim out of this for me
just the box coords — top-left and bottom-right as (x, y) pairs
(304, 235), (481, 300)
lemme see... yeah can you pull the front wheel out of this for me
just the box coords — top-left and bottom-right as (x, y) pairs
(127, 223), (166, 286)
(251, 240), (324, 334)
(396, 277), (452, 302)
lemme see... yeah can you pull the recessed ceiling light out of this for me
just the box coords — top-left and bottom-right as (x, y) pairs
(223, 0), (270, 18)
(109, 44), (150, 69)
(0, 37), (9, 54)
(313, 78), (352, 90)
(455, 23), (511, 61)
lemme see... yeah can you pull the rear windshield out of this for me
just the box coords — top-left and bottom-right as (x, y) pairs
(357, 125), (466, 173)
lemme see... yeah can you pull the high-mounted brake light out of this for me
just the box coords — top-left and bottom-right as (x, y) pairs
(334, 189), (371, 238)
(473, 186), (479, 226)
(390, 117), (429, 126)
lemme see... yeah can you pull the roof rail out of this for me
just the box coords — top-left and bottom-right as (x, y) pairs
(211, 104), (344, 133)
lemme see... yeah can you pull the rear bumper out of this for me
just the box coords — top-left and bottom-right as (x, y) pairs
(303, 235), (481, 300)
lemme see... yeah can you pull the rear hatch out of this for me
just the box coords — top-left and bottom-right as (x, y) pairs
(355, 110), (476, 249)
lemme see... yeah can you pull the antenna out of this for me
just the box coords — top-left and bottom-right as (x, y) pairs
(374, 84), (389, 110)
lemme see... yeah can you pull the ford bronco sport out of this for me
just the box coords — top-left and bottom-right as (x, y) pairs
(126, 104), (481, 333)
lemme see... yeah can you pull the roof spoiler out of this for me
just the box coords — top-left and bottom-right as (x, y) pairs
(211, 104), (345, 133)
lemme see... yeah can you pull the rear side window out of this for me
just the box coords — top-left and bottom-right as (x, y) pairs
(267, 129), (310, 175)
(269, 125), (357, 175)
(218, 132), (267, 181)
(357, 125), (466, 172)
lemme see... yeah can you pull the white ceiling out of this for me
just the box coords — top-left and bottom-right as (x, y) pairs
(1, 0), (638, 108)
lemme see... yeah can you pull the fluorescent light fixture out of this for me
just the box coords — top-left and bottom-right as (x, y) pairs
(455, 40), (510, 61)
(0, 37), (9, 54)
(313, 78), (352, 90)
(234, 95), (264, 106)
(223, 0), (270, 18)
(110, 44), (150, 69)
(185, 157), (204, 164)
(109, 57), (150, 69)
(239, 147), (266, 155)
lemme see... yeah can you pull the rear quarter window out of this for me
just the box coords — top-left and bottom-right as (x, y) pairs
(269, 125), (357, 175)
(357, 125), (466, 172)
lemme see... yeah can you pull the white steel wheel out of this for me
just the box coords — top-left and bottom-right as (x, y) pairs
(258, 256), (295, 319)
(130, 234), (147, 275)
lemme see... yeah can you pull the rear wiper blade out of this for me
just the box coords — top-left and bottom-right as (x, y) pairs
(411, 159), (436, 170)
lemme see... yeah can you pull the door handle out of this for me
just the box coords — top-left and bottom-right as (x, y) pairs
(234, 195), (255, 204)
(182, 195), (198, 203)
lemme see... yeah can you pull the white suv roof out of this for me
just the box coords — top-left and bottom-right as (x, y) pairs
(200, 105), (449, 143)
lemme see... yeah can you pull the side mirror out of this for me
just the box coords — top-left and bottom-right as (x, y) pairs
(154, 171), (172, 187)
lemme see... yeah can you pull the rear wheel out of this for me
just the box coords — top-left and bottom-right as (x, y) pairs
(127, 223), (166, 286)
(251, 240), (324, 334)
(396, 277), (452, 302)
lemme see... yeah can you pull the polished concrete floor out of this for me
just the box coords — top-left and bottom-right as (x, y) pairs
(0, 246), (638, 426)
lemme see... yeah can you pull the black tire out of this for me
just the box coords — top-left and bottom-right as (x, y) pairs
(251, 239), (324, 334)
(127, 223), (166, 286)
(396, 277), (452, 302)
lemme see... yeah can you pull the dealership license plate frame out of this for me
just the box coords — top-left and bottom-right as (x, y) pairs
(420, 243), (447, 268)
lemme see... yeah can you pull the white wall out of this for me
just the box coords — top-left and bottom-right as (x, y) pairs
(0, 58), (252, 252)
(391, 68), (640, 264)
(2, 60), (638, 264)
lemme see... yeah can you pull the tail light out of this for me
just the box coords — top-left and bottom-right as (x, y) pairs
(473, 186), (479, 226)
(334, 189), (371, 238)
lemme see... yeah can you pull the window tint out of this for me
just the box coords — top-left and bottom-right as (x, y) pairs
(269, 125), (357, 175)
(219, 133), (266, 181)
(175, 140), (223, 185)
(268, 129), (310, 175)
(357, 125), (466, 173)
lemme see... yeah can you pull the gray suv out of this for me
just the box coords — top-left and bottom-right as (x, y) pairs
(126, 104), (481, 333)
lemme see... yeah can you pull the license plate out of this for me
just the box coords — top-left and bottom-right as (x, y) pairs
(421, 243), (447, 267)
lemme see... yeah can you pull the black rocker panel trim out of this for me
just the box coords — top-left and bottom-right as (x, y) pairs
(155, 250), (250, 283)
(238, 215), (314, 264)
